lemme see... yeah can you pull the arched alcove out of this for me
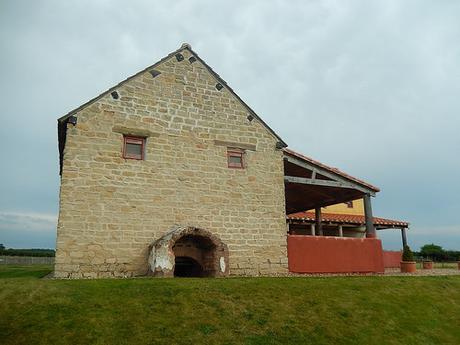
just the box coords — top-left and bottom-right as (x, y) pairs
(148, 225), (229, 277)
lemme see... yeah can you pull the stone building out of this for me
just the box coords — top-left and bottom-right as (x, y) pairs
(55, 44), (408, 278)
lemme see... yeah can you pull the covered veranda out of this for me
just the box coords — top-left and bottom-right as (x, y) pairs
(283, 148), (409, 273)
(284, 148), (380, 237)
(287, 211), (410, 246)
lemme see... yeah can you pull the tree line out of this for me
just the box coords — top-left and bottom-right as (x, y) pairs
(414, 243), (460, 262)
(0, 244), (55, 257)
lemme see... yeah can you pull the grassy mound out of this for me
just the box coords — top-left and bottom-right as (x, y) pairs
(0, 265), (459, 344)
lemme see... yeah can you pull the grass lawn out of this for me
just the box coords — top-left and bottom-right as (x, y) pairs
(0, 265), (53, 279)
(0, 266), (459, 345)
(415, 262), (458, 269)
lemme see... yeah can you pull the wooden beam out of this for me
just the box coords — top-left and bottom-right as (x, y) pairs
(284, 176), (358, 190)
(315, 208), (323, 236)
(311, 169), (317, 179)
(364, 194), (376, 238)
(284, 155), (376, 196)
(401, 228), (408, 248)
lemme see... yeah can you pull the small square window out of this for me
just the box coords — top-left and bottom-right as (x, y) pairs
(227, 148), (244, 169)
(345, 201), (353, 208)
(123, 136), (145, 160)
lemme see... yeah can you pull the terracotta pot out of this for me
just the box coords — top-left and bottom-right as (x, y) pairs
(422, 261), (433, 269)
(400, 261), (416, 273)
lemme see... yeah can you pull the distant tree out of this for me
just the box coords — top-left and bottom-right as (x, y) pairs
(0, 243), (5, 250)
(0, 248), (55, 257)
(420, 243), (446, 261)
(445, 250), (460, 262)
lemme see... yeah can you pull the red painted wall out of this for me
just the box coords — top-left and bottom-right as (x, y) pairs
(383, 251), (402, 268)
(287, 235), (385, 273)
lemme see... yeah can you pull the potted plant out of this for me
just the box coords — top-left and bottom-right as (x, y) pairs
(400, 245), (416, 273)
(422, 259), (433, 269)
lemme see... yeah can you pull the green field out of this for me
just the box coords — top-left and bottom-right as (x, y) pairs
(416, 261), (458, 269)
(0, 266), (459, 345)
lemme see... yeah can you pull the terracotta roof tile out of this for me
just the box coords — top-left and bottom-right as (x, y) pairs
(287, 211), (409, 228)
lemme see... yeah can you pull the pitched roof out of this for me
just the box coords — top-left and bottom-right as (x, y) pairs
(283, 148), (380, 192)
(57, 43), (287, 147)
(287, 211), (409, 228)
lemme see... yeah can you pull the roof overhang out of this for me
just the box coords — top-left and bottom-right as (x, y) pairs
(283, 149), (380, 214)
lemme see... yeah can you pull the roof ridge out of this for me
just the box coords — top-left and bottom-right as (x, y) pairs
(57, 43), (287, 146)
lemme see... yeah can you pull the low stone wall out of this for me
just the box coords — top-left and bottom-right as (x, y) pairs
(287, 235), (385, 273)
(383, 251), (402, 268)
(0, 256), (55, 265)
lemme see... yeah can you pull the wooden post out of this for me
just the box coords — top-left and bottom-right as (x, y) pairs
(401, 228), (407, 248)
(315, 207), (323, 236)
(310, 224), (316, 236)
(338, 225), (343, 237)
(363, 194), (375, 238)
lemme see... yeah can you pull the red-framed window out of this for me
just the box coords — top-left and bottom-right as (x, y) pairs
(227, 148), (244, 169)
(123, 136), (145, 160)
(345, 201), (353, 208)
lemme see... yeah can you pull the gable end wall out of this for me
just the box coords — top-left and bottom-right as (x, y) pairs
(55, 49), (288, 278)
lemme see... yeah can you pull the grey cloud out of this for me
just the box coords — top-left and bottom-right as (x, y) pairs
(1, 0), (459, 250)
(0, 212), (57, 248)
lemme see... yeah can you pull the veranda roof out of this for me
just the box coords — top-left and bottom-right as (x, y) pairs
(287, 211), (409, 229)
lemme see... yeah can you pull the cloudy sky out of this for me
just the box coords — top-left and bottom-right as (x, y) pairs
(1, 0), (459, 251)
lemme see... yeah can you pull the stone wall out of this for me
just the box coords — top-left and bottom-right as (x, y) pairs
(55, 47), (288, 278)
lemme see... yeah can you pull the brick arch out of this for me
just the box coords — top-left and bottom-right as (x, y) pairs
(148, 225), (229, 277)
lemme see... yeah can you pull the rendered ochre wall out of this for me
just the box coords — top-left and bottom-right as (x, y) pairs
(55, 48), (288, 278)
(309, 199), (365, 216)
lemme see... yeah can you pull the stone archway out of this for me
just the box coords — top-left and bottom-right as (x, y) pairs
(148, 225), (229, 277)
